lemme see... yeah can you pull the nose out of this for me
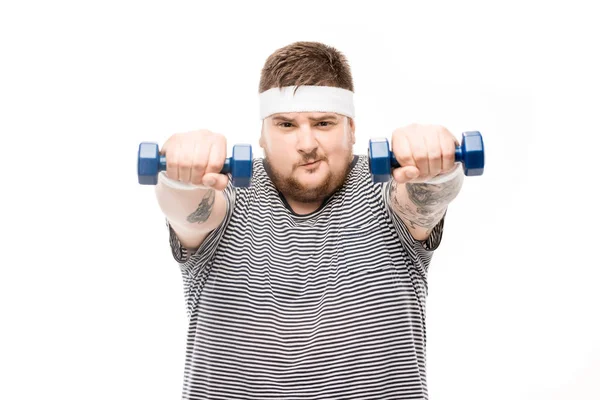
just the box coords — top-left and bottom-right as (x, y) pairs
(295, 124), (318, 155)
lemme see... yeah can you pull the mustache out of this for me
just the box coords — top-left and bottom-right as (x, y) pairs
(299, 150), (326, 166)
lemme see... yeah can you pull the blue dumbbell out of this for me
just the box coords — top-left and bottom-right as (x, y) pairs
(137, 142), (253, 187)
(368, 131), (485, 183)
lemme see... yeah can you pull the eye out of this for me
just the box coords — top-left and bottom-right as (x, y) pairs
(318, 121), (335, 127)
(278, 122), (293, 128)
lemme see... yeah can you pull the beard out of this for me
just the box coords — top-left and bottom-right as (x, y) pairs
(264, 150), (353, 204)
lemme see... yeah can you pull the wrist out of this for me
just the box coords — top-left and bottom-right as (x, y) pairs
(158, 171), (211, 191)
(424, 164), (462, 184)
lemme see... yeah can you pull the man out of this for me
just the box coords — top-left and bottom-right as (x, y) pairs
(155, 41), (464, 399)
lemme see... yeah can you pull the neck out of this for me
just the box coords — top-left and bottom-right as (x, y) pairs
(284, 197), (323, 215)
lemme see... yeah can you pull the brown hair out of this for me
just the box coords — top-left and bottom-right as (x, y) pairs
(259, 41), (354, 95)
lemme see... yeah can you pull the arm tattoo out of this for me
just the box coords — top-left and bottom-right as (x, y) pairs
(390, 171), (463, 230)
(186, 190), (215, 224)
(406, 174), (463, 209)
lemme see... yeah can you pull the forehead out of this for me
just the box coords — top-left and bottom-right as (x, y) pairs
(270, 112), (341, 122)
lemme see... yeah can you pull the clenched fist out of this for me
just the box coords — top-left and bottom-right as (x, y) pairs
(391, 124), (460, 184)
(159, 129), (229, 191)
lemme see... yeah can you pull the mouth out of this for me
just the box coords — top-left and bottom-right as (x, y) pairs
(301, 160), (321, 168)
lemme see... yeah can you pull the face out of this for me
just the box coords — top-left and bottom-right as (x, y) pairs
(259, 112), (356, 204)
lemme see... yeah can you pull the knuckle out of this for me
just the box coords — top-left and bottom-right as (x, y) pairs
(192, 162), (205, 173)
(443, 148), (455, 159)
(166, 158), (178, 169)
(206, 160), (222, 173)
(212, 140), (226, 153)
(397, 155), (412, 164)
(394, 145), (409, 157)
(214, 132), (226, 141)
(394, 151), (412, 165)
(193, 129), (213, 142)
(393, 127), (410, 138)
(413, 152), (428, 163)
(197, 128), (212, 136)
(429, 151), (441, 161)
(413, 169), (425, 178)
(179, 157), (192, 170)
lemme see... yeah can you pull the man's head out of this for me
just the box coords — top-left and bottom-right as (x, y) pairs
(258, 42), (356, 205)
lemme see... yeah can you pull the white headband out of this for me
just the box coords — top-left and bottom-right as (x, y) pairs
(259, 85), (355, 120)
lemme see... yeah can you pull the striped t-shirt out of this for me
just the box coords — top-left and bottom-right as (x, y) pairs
(166, 154), (445, 400)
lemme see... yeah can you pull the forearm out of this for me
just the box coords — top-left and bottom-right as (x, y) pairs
(154, 172), (222, 230)
(389, 165), (464, 240)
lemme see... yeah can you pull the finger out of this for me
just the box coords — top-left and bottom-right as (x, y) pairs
(392, 166), (420, 184)
(409, 129), (429, 178)
(441, 131), (458, 173)
(178, 140), (193, 183)
(392, 134), (416, 170)
(202, 172), (229, 191)
(190, 140), (211, 185)
(206, 136), (226, 175)
(204, 137), (228, 189)
(426, 132), (442, 177)
(159, 139), (169, 156)
(165, 139), (180, 181)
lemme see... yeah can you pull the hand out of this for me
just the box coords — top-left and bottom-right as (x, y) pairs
(159, 129), (229, 190)
(391, 124), (460, 184)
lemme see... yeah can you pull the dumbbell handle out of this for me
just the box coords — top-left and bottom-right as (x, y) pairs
(155, 155), (233, 175)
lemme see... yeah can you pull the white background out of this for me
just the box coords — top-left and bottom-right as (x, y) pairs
(1, 0), (598, 399)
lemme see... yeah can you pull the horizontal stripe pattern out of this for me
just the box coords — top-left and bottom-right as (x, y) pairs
(166, 155), (444, 399)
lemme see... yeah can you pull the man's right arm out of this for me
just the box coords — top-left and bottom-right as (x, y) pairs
(154, 176), (227, 251)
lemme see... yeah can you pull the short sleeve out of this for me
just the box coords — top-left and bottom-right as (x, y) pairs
(382, 180), (446, 281)
(165, 180), (236, 317)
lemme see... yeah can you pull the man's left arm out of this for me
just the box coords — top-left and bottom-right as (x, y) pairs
(388, 164), (464, 241)
(386, 124), (465, 242)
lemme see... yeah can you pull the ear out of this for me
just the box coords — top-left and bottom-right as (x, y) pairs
(259, 121), (265, 149)
(348, 117), (356, 144)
